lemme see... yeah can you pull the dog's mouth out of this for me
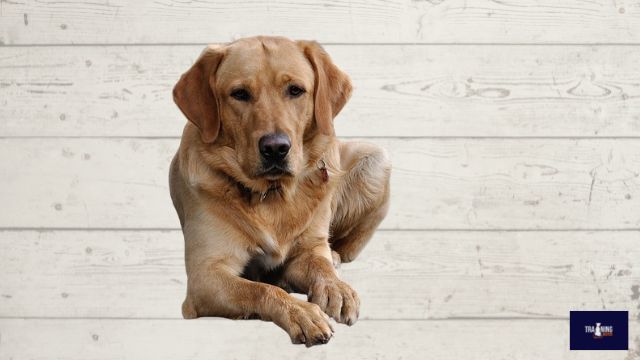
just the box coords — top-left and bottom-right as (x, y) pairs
(256, 164), (292, 179)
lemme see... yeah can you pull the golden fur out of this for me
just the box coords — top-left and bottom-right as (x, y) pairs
(169, 36), (390, 347)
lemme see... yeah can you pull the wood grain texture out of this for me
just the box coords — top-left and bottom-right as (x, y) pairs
(1, 138), (639, 230)
(1, 230), (639, 319)
(2, 45), (640, 137)
(0, 0), (639, 45)
(1, 319), (638, 360)
(2, 0), (639, 357)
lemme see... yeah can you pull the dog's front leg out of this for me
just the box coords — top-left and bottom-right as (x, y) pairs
(284, 236), (360, 325)
(185, 258), (334, 346)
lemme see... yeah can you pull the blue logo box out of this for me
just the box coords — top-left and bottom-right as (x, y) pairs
(570, 311), (628, 350)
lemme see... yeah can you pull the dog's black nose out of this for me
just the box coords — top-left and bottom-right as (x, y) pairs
(259, 133), (291, 161)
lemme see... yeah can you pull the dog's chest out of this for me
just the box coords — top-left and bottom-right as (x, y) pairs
(238, 208), (311, 272)
(255, 187), (326, 240)
(244, 182), (331, 263)
(227, 159), (340, 270)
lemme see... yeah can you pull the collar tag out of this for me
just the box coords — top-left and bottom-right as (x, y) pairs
(317, 159), (329, 183)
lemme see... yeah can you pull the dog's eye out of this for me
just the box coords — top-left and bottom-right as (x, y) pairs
(287, 85), (305, 98)
(230, 89), (251, 102)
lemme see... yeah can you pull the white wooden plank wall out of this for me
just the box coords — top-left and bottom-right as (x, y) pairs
(1, 1), (639, 359)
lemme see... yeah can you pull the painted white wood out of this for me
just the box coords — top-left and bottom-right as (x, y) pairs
(1, 230), (638, 319)
(2, 45), (640, 137)
(0, 0), (638, 45)
(1, 138), (638, 230)
(2, 1), (639, 357)
(0, 319), (637, 359)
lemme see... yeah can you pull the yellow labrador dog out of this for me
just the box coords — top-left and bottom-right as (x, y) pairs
(169, 36), (390, 346)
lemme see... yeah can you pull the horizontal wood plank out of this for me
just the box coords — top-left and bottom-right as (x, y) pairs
(1, 230), (639, 319)
(1, 138), (639, 229)
(0, 318), (638, 359)
(0, 0), (638, 45)
(2, 45), (640, 137)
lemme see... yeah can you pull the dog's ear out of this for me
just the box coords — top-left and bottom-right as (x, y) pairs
(298, 40), (352, 136)
(173, 45), (225, 143)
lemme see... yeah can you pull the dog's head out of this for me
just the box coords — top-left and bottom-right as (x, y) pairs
(173, 36), (351, 186)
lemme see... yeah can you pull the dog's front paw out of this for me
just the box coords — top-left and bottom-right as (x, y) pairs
(278, 299), (334, 347)
(308, 279), (360, 325)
